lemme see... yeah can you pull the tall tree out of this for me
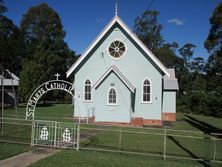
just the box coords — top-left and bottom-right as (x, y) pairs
(154, 42), (179, 68)
(19, 3), (75, 102)
(204, 1), (222, 117)
(0, 0), (23, 75)
(133, 10), (163, 51)
(191, 57), (205, 74)
(0, 0), (7, 14)
(178, 43), (196, 69)
(204, 1), (222, 84)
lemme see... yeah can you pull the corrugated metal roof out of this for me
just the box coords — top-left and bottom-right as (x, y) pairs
(0, 70), (19, 86)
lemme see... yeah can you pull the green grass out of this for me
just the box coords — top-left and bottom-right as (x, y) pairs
(0, 142), (32, 160)
(4, 105), (222, 131)
(3, 103), (73, 121)
(1, 104), (222, 166)
(79, 126), (222, 161)
(173, 113), (222, 131)
(29, 149), (215, 167)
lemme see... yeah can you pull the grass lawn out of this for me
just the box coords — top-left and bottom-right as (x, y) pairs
(1, 104), (222, 166)
(0, 142), (32, 160)
(29, 149), (221, 167)
(3, 104), (222, 131)
(3, 103), (73, 121)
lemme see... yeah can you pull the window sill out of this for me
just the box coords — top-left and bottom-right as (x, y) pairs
(106, 103), (118, 106)
(83, 100), (93, 103)
(141, 101), (152, 104)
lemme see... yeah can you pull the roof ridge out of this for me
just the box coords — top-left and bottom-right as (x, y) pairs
(66, 16), (170, 78)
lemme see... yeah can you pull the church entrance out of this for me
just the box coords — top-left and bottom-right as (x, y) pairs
(24, 74), (81, 149)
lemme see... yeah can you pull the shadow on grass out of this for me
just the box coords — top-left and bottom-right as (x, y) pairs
(185, 115), (222, 134)
(168, 136), (211, 167)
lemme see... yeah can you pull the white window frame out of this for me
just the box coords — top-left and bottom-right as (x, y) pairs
(141, 78), (152, 103)
(83, 78), (92, 102)
(107, 86), (118, 106)
(106, 39), (127, 60)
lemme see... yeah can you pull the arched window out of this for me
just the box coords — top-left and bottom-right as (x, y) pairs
(142, 79), (151, 103)
(84, 79), (91, 101)
(108, 87), (117, 105)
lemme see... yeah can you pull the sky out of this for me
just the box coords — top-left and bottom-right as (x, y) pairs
(4, 0), (222, 60)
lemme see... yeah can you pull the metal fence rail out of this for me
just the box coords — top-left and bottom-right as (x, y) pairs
(79, 123), (222, 164)
(0, 118), (32, 145)
(0, 118), (222, 164)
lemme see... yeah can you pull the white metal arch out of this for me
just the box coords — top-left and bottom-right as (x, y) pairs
(26, 79), (75, 120)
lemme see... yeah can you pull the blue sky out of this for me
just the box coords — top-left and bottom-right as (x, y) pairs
(5, 0), (221, 60)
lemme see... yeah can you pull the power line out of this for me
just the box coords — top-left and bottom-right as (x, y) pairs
(122, 0), (154, 44)
(145, 0), (154, 11)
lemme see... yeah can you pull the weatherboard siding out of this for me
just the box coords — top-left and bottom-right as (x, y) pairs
(73, 26), (163, 120)
(163, 91), (176, 113)
(95, 72), (131, 122)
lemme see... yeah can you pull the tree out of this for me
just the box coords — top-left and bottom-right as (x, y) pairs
(204, 1), (222, 117)
(0, 0), (7, 15)
(191, 57), (205, 74)
(204, 1), (222, 85)
(19, 3), (76, 102)
(178, 43), (196, 69)
(0, 0), (23, 75)
(133, 10), (163, 51)
(204, 1), (222, 54)
(154, 42), (179, 68)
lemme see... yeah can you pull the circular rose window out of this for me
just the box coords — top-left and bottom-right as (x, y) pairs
(108, 40), (126, 58)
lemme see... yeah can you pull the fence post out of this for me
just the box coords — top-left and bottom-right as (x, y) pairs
(54, 122), (57, 147)
(163, 127), (167, 160)
(119, 129), (122, 151)
(213, 134), (216, 161)
(76, 123), (80, 150)
(30, 120), (35, 146)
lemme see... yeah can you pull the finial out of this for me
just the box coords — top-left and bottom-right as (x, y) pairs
(115, 0), (118, 16)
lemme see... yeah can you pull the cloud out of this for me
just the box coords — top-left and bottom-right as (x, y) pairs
(167, 19), (185, 26)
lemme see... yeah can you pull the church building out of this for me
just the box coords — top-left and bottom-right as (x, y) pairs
(66, 10), (178, 126)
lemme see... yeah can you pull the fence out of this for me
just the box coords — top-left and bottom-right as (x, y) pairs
(0, 117), (32, 145)
(0, 118), (222, 164)
(79, 123), (222, 164)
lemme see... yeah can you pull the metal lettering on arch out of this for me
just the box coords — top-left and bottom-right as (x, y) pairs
(26, 78), (75, 120)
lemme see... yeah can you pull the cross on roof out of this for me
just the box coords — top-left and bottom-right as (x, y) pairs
(55, 73), (60, 80)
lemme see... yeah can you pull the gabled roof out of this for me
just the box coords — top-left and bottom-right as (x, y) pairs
(0, 70), (19, 86)
(92, 65), (135, 93)
(66, 16), (170, 78)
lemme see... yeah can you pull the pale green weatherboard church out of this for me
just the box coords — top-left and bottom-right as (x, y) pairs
(66, 13), (178, 126)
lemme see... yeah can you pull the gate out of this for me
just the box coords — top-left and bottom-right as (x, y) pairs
(31, 120), (79, 150)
